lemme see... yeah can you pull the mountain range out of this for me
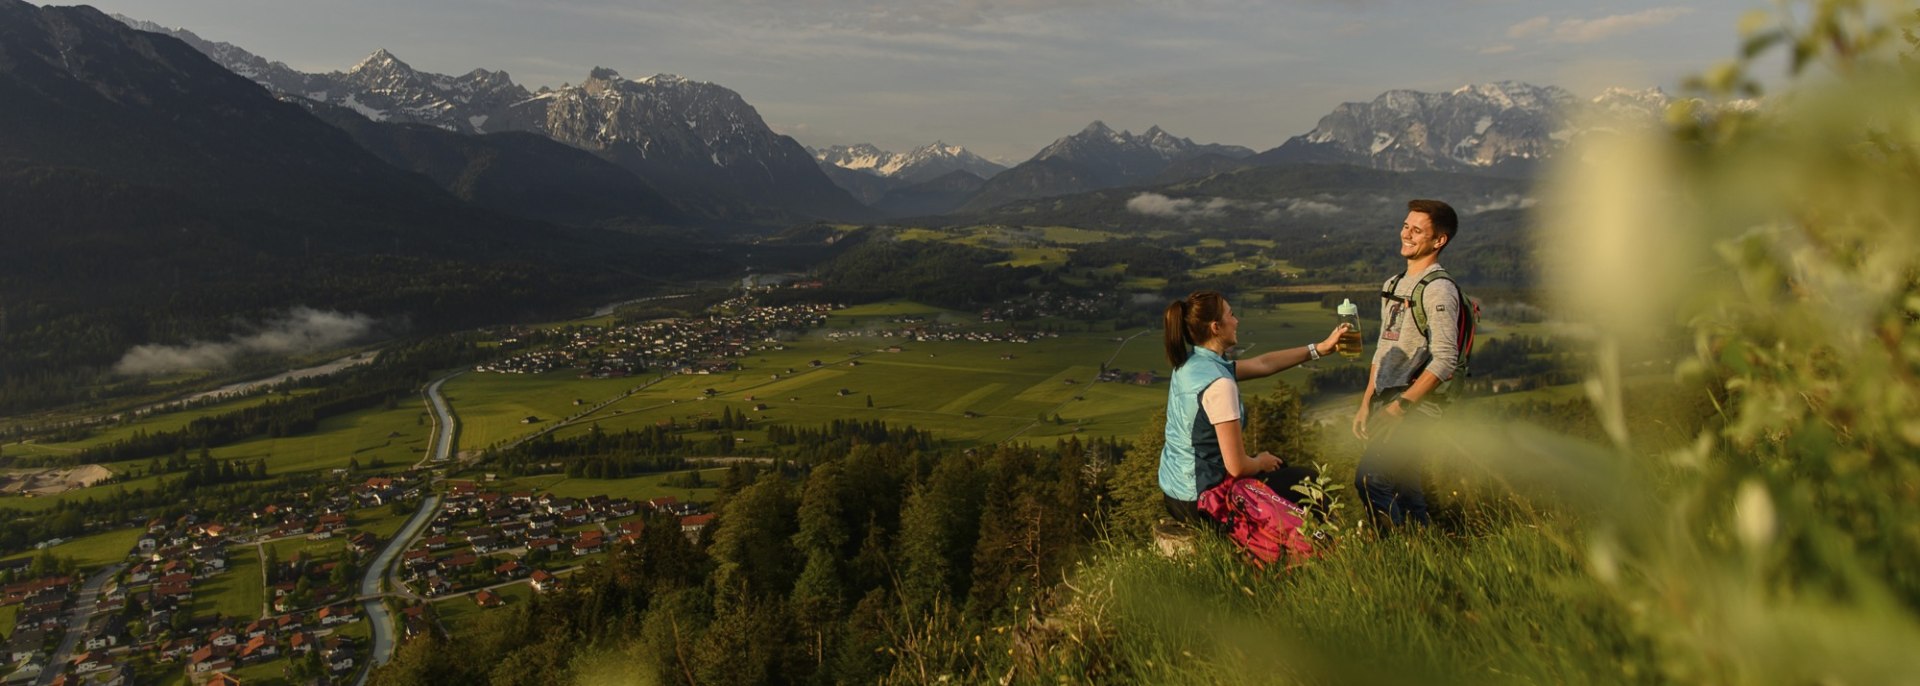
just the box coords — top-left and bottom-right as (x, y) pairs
(955, 122), (1255, 213)
(111, 13), (1666, 219)
(812, 142), (1006, 184)
(0, 2), (714, 380)
(1252, 81), (1670, 177)
(113, 17), (867, 223)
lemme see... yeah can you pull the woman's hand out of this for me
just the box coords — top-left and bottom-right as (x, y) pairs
(1320, 323), (1349, 357)
(1256, 451), (1282, 472)
(1352, 403), (1371, 441)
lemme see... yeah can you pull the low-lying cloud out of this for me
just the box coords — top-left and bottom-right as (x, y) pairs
(1126, 193), (1345, 221)
(115, 307), (377, 376)
(1466, 194), (1537, 214)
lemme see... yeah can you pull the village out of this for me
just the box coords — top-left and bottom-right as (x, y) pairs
(1, 472), (713, 686)
(473, 297), (835, 377)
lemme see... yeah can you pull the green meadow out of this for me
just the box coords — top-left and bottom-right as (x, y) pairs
(1, 526), (142, 571)
(483, 468), (725, 504)
(190, 545), (264, 621)
(440, 371), (647, 451)
(434, 580), (534, 636)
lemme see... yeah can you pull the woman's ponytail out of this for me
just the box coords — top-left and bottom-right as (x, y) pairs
(1163, 290), (1227, 369)
(1163, 300), (1191, 368)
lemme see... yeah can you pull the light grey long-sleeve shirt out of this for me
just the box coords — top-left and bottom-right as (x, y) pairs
(1371, 263), (1461, 413)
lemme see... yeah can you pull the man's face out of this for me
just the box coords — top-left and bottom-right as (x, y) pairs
(1400, 211), (1446, 260)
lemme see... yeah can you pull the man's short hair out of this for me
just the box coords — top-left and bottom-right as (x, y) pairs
(1407, 199), (1458, 247)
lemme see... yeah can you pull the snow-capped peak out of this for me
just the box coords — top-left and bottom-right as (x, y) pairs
(350, 48), (410, 74)
(814, 140), (1007, 181)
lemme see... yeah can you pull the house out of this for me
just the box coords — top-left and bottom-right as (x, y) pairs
(322, 604), (357, 625)
(9, 627), (46, 664)
(529, 570), (559, 593)
(186, 645), (229, 672)
(71, 651), (109, 674)
(474, 589), (503, 608)
(525, 537), (561, 553)
(158, 637), (197, 662)
(239, 635), (277, 662)
(570, 533), (604, 556)
(349, 532), (379, 555)
(208, 629), (238, 648)
(680, 513), (716, 539)
(206, 674), (244, 686)
(81, 614), (125, 650)
(494, 561), (525, 580)
(288, 632), (314, 654)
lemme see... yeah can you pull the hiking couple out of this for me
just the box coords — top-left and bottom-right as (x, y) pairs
(1158, 199), (1466, 541)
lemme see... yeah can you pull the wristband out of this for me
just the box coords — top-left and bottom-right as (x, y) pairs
(1306, 343), (1321, 361)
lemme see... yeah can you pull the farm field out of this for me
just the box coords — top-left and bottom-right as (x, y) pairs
(483, 468), (725, 504)
(189, 545), (264, 621)
(1, 526), (142, 571)
(434, 580), (534, 636)
(440, 372), (644, 451)
(449, 300), (1375, 452)
(0, 603), (16, 639)
(1, 391), (299, 460)
(0, 400), (432, 513)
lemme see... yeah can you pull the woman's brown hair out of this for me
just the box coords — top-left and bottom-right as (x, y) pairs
(1163, 290), (1227, 368)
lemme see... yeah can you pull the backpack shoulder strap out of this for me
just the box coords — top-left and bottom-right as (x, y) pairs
(1408, 269), (1452, 338)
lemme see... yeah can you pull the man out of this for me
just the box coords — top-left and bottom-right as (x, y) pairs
(1351, 199), (1463, 531)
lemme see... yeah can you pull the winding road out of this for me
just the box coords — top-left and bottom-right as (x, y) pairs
(353, 374), (458, 685)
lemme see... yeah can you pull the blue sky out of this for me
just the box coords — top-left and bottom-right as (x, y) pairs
(84, 0), (1764, 163)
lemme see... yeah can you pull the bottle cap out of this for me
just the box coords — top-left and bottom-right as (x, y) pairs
(1336, 298), (1359, 316)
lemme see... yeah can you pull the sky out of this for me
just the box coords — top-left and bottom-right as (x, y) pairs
(81, 0), (1768, 164)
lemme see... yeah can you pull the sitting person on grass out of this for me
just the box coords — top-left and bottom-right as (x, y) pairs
(1157, 289), (1347, 528)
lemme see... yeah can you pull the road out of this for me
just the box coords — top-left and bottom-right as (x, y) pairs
(36, 564), (124, 686)
(355, 373), (458, 685)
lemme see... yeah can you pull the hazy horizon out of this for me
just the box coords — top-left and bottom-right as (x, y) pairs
(79, 0), (1766, 164)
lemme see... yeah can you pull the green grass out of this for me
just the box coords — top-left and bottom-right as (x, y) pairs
(435, 581), (534, 636)
(993, 247), (1071, 268)
(487, 468), (724, 504)
(2, 392), (296, 460)
(826, 300), (956, 319)
(450, 300), (1368, 453)
(1029, 520), (1641, 685)
(0, 603), (15, 640)
(1, 526), (141, 571)
(355, 508), (414, 542)
(442, 371), (642, 452)
(1038, 226), (1121, 244)
(230, 659), (292, 685)
(1, 401), (432, 512)
(336, 616), (371, 642)
(266, 535), (346, 564)
(190, 545), (264, 622)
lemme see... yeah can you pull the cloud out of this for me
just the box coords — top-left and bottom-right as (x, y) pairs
(1506, 16), (1550, 39)
(1125, 192), (1232, 220)
(1126, 193), (1343, 221)
(1553, 7), (1694, 43)
(1477, 44), (1516, 55)
(115, 307), (377, 376)
(1465, 194), (1536, 214)
(1508, 8), (1696, 46)
(1286, 198), (1342, 216)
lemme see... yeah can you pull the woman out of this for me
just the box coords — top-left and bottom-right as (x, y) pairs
(1158, 290), (1347, 526)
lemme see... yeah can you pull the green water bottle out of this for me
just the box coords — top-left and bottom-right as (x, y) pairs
(1336, 298), (1363, 359)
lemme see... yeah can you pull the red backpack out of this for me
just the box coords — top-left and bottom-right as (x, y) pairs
(1197, 477), (1318, 567)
